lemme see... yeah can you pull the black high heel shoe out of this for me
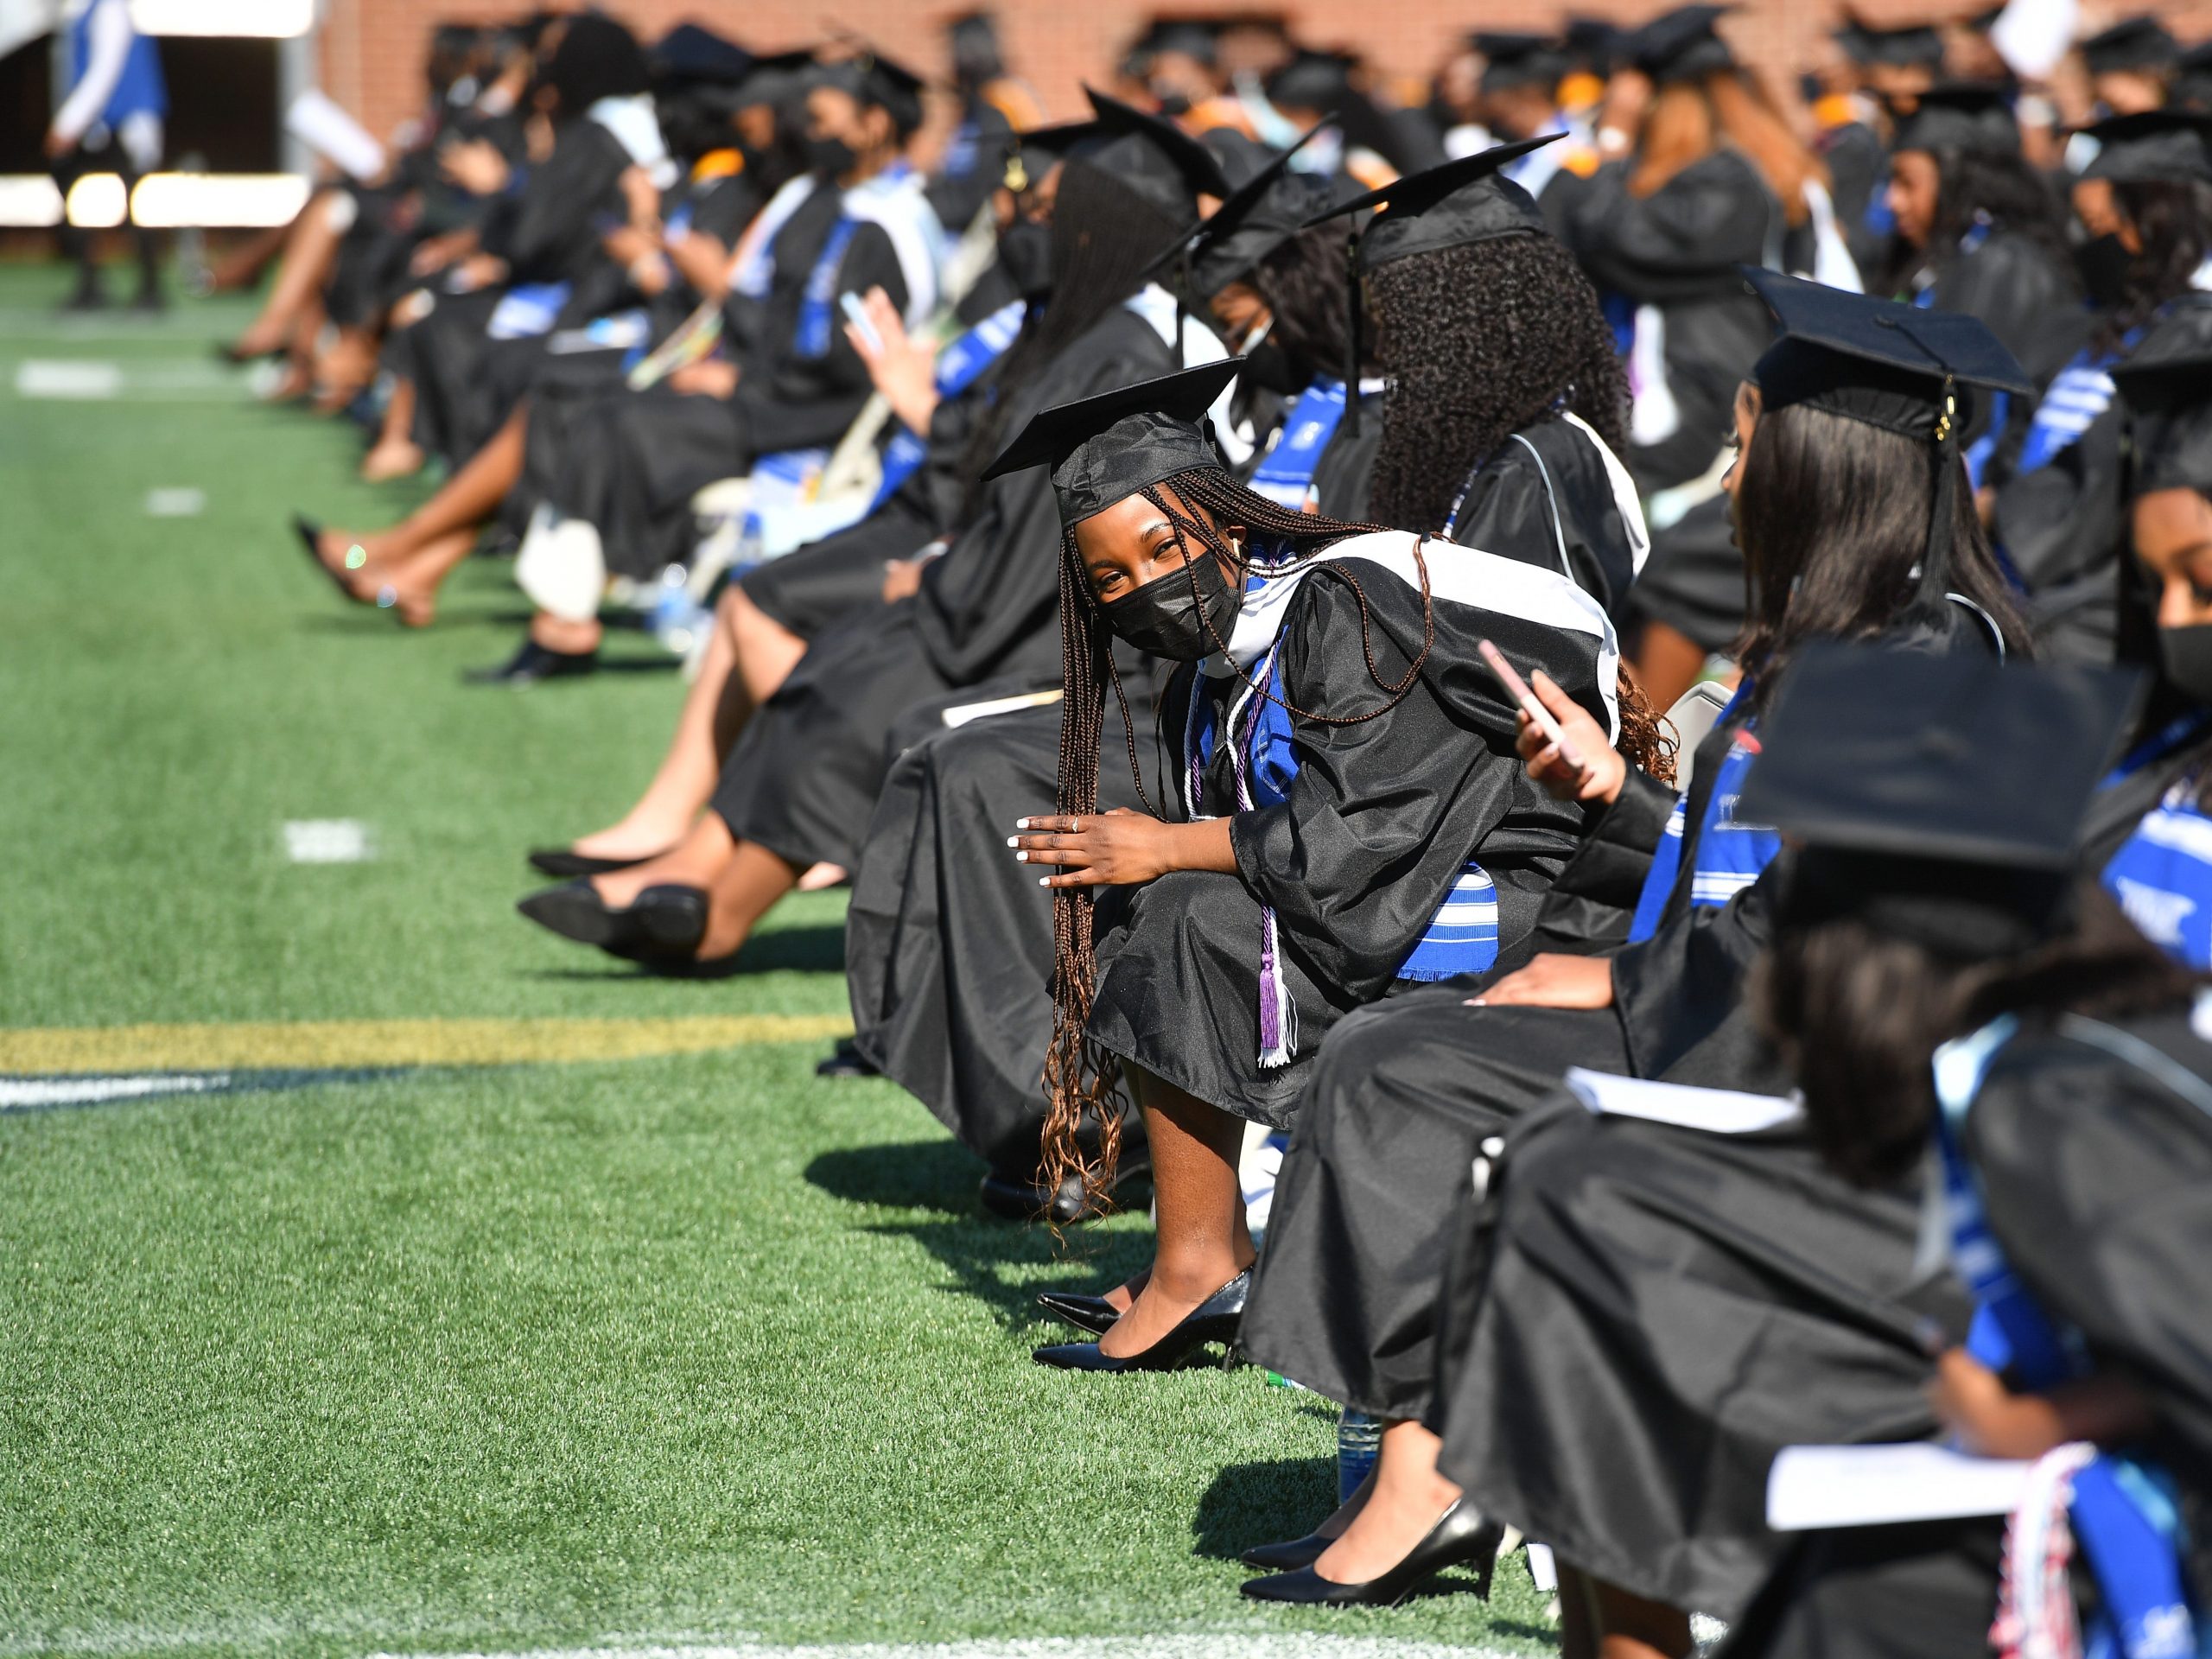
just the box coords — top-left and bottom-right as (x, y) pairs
(527, 845), (671, 879)
(516, 880), (708, 962)
(1238, 1499), (1502, 1605)
(1035, 1290), (1122, 1336)
(1239, 1531), (1335, 1573)
(1032, 1268), (1250, 1373)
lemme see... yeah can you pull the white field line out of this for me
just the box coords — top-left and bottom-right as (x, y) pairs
(2, 1636), (1527, 1659)
(0, 1071), (232, 1110)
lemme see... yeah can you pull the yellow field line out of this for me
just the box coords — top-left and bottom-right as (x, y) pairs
(0, 1014), (855, 1074)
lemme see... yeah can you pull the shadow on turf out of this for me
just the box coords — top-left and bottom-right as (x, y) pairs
(1191, 1454), (1334, 1562)
(804, 1138), (1157, 1330)
(523, 924), (845, 980)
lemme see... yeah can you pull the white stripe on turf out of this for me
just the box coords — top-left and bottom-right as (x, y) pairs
(0, 1072), (232, 1109)
(362, 1643), (1525, 1659)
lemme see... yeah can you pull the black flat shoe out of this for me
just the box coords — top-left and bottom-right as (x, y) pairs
(1240, 1531), (1335, 1573)
(1238, 1500), (1502, 1605)
(1033, 1268), (1249, 1373)
(527, 846), (669, 879)
(467, 639), (598, 686)
(1035, 1290), (1122, 1336)
(516, 880), (707, 962)
(815, 1038), (880, 1079)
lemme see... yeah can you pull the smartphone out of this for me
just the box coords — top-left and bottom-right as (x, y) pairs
(840, 290), (883, 353)
(1479, 639), (1584, 770)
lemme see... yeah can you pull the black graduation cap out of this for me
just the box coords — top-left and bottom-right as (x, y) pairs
(1835, 16), (1945, 71)
(816, 47), (928, 130)
(731, 48), (818, 110)
(1563, 16), (1624, 73)
(1131, 18), (1222, 67)
(2178, 40), (2212, 111)
(1300, 137), (1556, 270)
(1890, 83), (2023, 158)
(1473, 31), (1568, 94)
(1745, 268), (2031, 619)
(1180, 124), (1339, 296)
(1741, 641), (2144, 957)
(1266, 48), (1363, 115)
(999, 119), (1096, 194)
(946, 12), (1005, 86)
(1201, 127), (1281, 193)
(2081, 16), (2182, 78)
(2080, 109), (2212, 185)
(1629, 5), (1736, 86)
(652, 22), (752, 88)
(1071, 88), (1232, 223)
(981, 359), (1243, 524)
(2113, 301), (2212, 495)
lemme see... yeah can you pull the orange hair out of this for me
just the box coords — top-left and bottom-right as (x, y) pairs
(1629, 70), (1829, 229)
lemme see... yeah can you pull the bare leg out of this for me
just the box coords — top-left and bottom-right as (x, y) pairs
(530, 612), (602, 657)
(568, 584), (805, 861)
(594, 810), (735, 908)
(379, 530), (478, 625)
(360, 378), (424, 481)
(1097, 1071), (1255, 1357)
(1309, 1420), (1464, 1583)
(1558, 1567), (1693, 1659)
(1625, 620), (1710, 718)
(321, 404), (524, 571)
(231, 191), (342, 357)
(314, 324), (379, 413)
(695, 838), (803, 960)
(207, 219), (293, 293)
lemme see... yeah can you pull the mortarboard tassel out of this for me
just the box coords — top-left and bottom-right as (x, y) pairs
(1343, 231), (1363, 437)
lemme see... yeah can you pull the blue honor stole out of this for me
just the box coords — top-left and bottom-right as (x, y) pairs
(1625, 689), (1783, 944)
(1248, 378), (1351, 512)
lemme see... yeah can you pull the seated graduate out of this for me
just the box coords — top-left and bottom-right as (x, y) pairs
(1878, 83), (2079, 371)
(475, 46), (946, 684)
(524, 122), (1083, 880)
(512, 93), (1236, 965)
(1713, 644), (2211, 1659)
(987, 359), (1647, 1378)
(2092, 300), (2212, 969)
(893, 140), (1653, 1232)
(292, 32), (803, 627)
(1987, 109), (2212, 665)
(839, 137), (1398, 1225)
(1234, 275), (2032, 1615)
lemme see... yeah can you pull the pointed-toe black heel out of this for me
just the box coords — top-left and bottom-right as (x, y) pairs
(516, 880), (707, 963)
(527, 845), (670, 879)
(1239, 1531), (1335, 1573)
(1035, 1290), (1122, 1336)
(1238, 1500), (1503, 1605)
(1032, 1268), (1250, 1373)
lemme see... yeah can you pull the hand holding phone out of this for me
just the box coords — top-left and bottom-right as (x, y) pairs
(841, 289), (884, 354)
(1479, 639), (1585, 771)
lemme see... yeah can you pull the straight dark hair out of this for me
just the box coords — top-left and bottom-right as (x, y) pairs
(1730, 398), (2031, 709)
(1886, 147), (2078, 297)
(1758, 883), (2202, 1185)
(2096, 178), (2212, 355)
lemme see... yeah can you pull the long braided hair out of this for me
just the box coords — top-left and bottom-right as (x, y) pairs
(1043, 471), (1401, 1215)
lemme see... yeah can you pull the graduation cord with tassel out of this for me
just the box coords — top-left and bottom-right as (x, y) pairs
(1342, 230), (1363, 437)
(1184, 639), (1299, 1069)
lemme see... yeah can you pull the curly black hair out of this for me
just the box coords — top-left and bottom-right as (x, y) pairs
(2096, 178), (2212, 355)
(1364, 232), (1631, 533)
(1884, 147), (2080, 299)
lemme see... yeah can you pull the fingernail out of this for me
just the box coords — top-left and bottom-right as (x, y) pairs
(1467, 998), (1487, 1007)
(1014, 852), (1027, 861)
(1014, 818), (1030, 830)
(1039, 877), (1051, 887)
(1006, 837), (1019, 847)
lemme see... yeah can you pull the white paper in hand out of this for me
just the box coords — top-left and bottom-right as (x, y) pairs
(1564, 1069), (1803, 1135)
(1768, 1443), (2036, 1531)
(286, 89), (387, 182)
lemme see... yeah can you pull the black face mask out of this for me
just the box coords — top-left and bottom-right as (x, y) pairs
(2076, 232), (2135, 310)
(2159, 623), (2212, 705)
(804, 132), (858, 181)
(1100, 550), (1241, 660)
(996, 219), (1053, 300)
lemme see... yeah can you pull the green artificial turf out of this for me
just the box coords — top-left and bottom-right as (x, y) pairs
(0, 261), (1555, 1656)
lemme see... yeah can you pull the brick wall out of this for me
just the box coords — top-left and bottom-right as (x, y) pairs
(322, 0), (2212, 151)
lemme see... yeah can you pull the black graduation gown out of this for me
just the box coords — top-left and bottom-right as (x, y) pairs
(839, 397), (1391, 1176)
(1926, 227), (2080, 380)
(401, 120), (633, 467)
(1821, 120), (1891, 284)
(1719, 1007), (2212, 1657)
(1085, 534), (1609, 1128)
(539, 190), (918, 582)
(1236, 713), (1747, 1419)
(706, 304), (1178, 872)
(1566, 150), (1777, 652)
(1447, 410), (1643, 625)
(1989, 300), (2212, 666)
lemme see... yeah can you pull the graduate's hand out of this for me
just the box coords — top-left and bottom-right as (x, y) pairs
(1466, 953), (1613, 1010)
(1008, 810), (1237, 887)
(1516, 670), (1626, 805)
(619, 164), (661, 228)
(439, 137), (510, 196)
(43, 127), (72, 162)
(409, 229), (475, 276)
(1931, 1348), (2156, 1459)
(448, 252), (507, 292)
(669, 359), (739, 397)
(847, 287), (939, 433)
(880, 557), (926, 602)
